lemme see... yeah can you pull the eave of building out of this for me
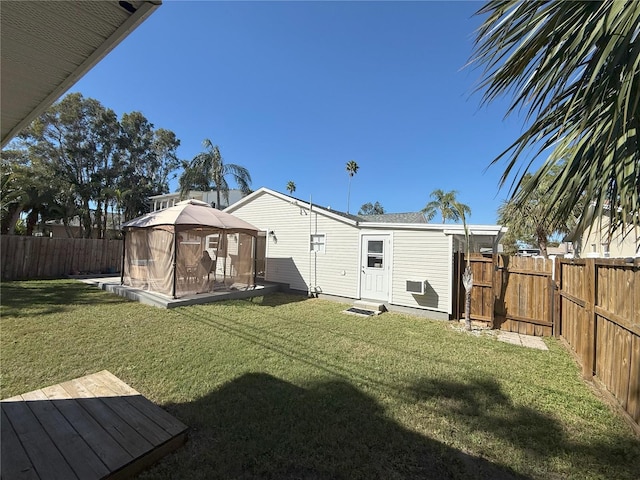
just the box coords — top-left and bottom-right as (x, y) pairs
(1, 0), (161, 147)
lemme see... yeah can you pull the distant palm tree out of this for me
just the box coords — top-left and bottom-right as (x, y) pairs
(346, 160), (359, 214)
(286, 181), (296, 195)
(179, 138), (251, 209)
(422, 189), (471, 224)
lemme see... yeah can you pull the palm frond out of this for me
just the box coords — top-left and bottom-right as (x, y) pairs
(473, 0), (640, 233)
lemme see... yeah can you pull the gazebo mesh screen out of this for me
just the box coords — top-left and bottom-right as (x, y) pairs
(123, 226), (256, 297)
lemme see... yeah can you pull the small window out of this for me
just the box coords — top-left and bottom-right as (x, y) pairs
(310, 234), (326, 253)
(367, 240), (384, 268)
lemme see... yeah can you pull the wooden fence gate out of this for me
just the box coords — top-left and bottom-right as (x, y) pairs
(453, 253), (555, 336)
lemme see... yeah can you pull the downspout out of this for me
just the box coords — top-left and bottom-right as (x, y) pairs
(308, 195), (314, 297)
(172, 227), (178, 299)
(120, 230), (126, 285)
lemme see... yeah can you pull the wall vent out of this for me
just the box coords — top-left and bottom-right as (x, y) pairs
(406, 280), (425, 295)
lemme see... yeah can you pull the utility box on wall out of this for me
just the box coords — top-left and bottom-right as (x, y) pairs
(406, 280), (425, 295)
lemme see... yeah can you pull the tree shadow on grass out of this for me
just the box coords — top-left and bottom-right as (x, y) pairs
(143, 373), (529, 480)
(0, 280), (128, 317)
(410, 377), (640, 479)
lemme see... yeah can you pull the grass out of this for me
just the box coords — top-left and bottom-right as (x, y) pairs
(1, 280), (638, 479)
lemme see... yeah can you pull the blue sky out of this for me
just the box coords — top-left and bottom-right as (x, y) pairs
(71, 1), (531, 224)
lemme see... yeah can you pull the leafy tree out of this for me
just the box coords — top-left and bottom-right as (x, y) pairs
(13, 93), (180, 235)
(179, 139), (251, 209)
(472, 1), (640, 237)
(1, 147), (74, 236)
(19, 93), (114, 237)
(286, 181), (296, 195)
(422, 189), (471, 223)
(358, 201), (385, 215)
(117, 113), (180, 221)
(497, 166), (582, 258)
(1, 149), (28, 234)
(345, 160), (359, 214)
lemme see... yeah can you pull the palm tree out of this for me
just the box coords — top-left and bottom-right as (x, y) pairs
(472, 1), (640, 236)
(454, 201), (473, 331)
(179, 138), (251, 209)
(345, 160), (359, 214)
(497, 165), (583, 258)
(286, 181), (296, 195)
(422, 189), (471, 223)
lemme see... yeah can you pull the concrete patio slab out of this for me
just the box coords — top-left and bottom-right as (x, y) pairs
(497, 331), (548, 350)
(75, 276), (281, 309)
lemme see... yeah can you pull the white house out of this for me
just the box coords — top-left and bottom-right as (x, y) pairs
(226, 188), (506, 319)
(149, 189), (247, 212)
(569, 205), (639, 258)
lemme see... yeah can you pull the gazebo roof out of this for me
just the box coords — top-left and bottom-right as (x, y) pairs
(122, 199), (259, 234)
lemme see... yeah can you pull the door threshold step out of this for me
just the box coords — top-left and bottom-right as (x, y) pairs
(353, 300), (386, 313)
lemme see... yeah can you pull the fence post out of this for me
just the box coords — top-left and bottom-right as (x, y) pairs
(582, 259), (597, 379)
(553, 257), (561, 337)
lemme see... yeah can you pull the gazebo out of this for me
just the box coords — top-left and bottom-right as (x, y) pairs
(121, 200), (260, 298)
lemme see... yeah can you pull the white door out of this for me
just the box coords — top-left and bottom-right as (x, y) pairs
(360, 235), (390, 301)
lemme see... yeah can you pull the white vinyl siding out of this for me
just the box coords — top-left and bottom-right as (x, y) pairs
(229, 192), (360, 297)
(390, 230), (451, 313)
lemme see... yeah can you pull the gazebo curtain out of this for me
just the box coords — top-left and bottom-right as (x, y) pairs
(123, 225), (256, 298)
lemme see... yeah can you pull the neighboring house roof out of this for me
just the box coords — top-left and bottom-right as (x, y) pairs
(1, 0), (161, 147)
(360, 212), (426, 224)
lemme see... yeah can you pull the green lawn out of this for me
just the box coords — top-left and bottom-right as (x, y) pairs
(1, 280), (638, 479)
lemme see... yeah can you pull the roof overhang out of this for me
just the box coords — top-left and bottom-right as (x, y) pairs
(1, 0), (161, 147)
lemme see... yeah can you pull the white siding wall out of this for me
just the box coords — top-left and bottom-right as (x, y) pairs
(230, 193), (360, 297)
(390, 230), (451, 313)
(578, 216), (639, 258)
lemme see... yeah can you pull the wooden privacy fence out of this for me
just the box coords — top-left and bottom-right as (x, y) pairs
(558, 258), (639, 433)
(1, 235), (122, 280)
(453, 254), (639, 433)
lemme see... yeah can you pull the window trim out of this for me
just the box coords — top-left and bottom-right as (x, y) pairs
(310, 233), (326, 253)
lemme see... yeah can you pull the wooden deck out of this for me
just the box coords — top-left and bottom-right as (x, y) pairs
(1, 370), (188, 480)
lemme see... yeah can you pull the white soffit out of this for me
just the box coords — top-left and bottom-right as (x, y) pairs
(1, 0), (161, 147)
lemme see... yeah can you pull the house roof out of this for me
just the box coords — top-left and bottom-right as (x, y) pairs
(359, 212), (426, 224)
(226, 188), (506, 237)
(225, 187), (362, 225)
(1, 0), (161, 147)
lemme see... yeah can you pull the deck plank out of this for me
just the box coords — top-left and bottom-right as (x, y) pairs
(40, 381), (135, 471)
(0, 408), (39, 480)
(82, 374), (174, 446)
(122, 394), (188, 436)
(1, 371), (187, 480)
(92, 370), (140, 396)
(1, 401), (78, 480)
(59, 378), (155, 459)
(21, 390), (110, 480)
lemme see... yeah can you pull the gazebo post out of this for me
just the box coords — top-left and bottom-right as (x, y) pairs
(120, 231), (126, 285)
(252, 234), (257, 287)
(172, 228), (178, 299)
